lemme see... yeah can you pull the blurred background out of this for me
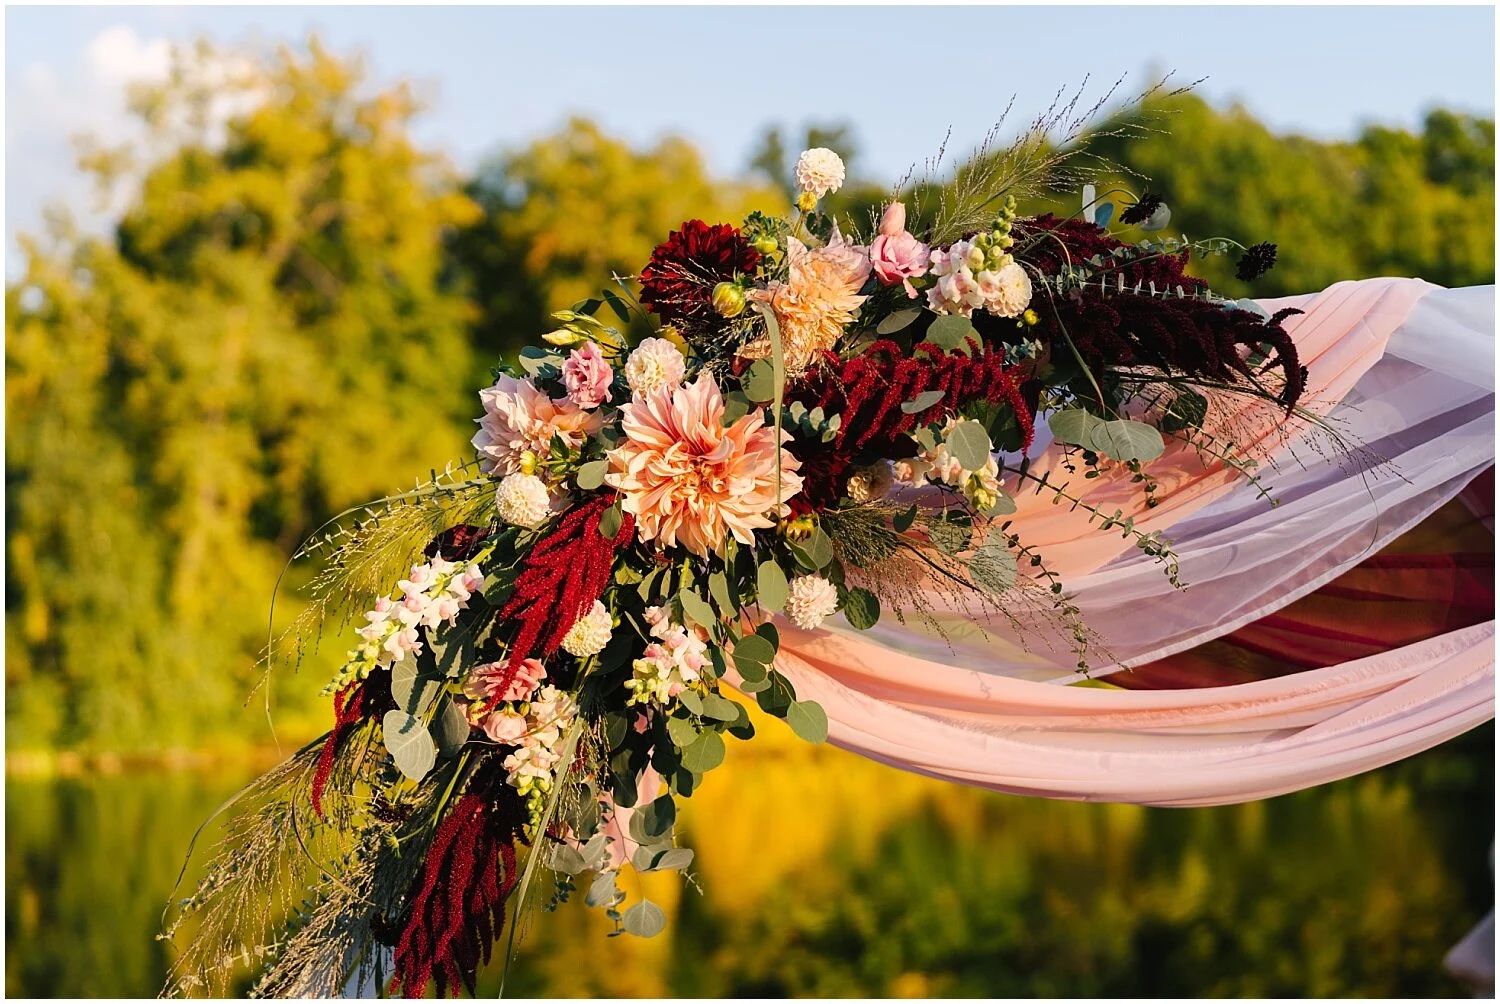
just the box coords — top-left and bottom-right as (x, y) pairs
(5, 5), (1495, 997)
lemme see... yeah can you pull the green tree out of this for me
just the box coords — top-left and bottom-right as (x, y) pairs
(6, 40), (481, 751)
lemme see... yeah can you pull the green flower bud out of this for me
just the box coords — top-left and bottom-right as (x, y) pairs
(712, 281), (747, 318)
(752, 235), (779, 255)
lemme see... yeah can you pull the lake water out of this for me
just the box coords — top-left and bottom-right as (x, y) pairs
(7, 723), (1493, 998)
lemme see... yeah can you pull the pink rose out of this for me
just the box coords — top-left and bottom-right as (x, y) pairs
(869, 202), (929, 299)
(481, 709), (529, 744)
(562, 341), (614, 410)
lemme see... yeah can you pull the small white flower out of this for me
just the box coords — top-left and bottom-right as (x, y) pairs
(786, 574), (840, 630)
(794, 147), (846, 198)
(494, 472), (551, 528)
(623, 337), (687, 398)
(561, 599), (613, 657)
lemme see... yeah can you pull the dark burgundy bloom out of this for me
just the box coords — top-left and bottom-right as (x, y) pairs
(1120, 192), (1164, 226)
(638, 220), (760, 325)
(1236, 242), (1279, 282)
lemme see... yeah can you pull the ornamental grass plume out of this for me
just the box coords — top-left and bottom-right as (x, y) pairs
(606, 371), (803, 556)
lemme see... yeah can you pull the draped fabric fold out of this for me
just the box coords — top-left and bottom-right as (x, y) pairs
(771, 278), (1496, 807)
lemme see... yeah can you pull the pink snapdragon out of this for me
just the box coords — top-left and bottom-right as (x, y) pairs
(868, 202), (928, 298)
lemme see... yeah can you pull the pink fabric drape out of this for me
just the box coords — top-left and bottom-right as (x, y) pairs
(768, 277), (1495, 807)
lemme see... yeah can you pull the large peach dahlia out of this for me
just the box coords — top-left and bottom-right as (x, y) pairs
(605, 371), (802, 557)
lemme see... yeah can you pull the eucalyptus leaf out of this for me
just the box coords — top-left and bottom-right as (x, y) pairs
(722, 390), (752, 425)
(649, 847), (695, 872)
(382, 710), (436, 782)
(391, 653), (440, 716)
(841, 587), (880, 630)
(622, 900), (667, 938)
(928, 518), (971, 556)
(923, 314), (978, 354)
(755, 671), (796, 718)
(1048, 408), (1103, 447)
(785, 700), (829, 744)
(900, 390), (946, 415)
(586, 870), (620, 908)
(893, 503), (918, 533)
(708, 570), (735, 616)
(732, 632), (775, 667)
(576, 460), (608, 490)
(757, 560), (789, 612)
(969, 530), (1018, 595)
(678, 588), (717, 631)
(983, 491), (1018, 517)
(666, 715), (700, 749)
(945, 420), (992, 472)
(790, 528), (834, 570)
(700, 693), (740, 721)
(550, 844), (587, 875)
(876, 307), (922, 334)
(599, 502), (624, 540)
(742, 358), (777, 403)
(1084, 419), (1165, 462)
(677, 689), (704, 715)
(637, 795), (676, 839)
(1139, 203), (1172, 232)
(432, 695), (472, 757)
(680, 731), (726, 773)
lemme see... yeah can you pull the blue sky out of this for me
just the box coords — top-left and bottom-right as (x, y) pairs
(6, 5), (1495, 272)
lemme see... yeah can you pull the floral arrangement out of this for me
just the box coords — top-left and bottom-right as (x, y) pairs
(164, 85), (1305, 998)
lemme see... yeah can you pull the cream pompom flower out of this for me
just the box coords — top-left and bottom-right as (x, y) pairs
(786, 574), (839, 630)
(605, 371), (803, 557)
(561, 600), (613, 658)
(977, 261), (1033, 318)
(494, 472), (551, 528)
(473, 375), (602, 474)
(794, 147), (846, 198)
(623, 337), (686, 398)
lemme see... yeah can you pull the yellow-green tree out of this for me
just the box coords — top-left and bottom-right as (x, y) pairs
(6, 41), (480, 750)
(454, 118), (785, 364)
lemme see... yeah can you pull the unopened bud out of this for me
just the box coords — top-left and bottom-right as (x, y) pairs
(712, 281), (746, 318)
(518, 451), (540, 476)
(752, 235), (779, 255)
(1021, 308), (1040, 327)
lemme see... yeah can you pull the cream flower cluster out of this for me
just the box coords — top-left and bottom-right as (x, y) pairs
(501, 684), (578, 796)
(893, 419), (1003, 511)
(494, 472), (551, 528)
(561, 599), (614, 658)
(786, 574), (839, 630)
(624, 606), (708, 706)
(927, 240), (1033, 319)
(328, 555), (486, 694)
(623, 337), (686, 398)
(794, 147), (846, 199)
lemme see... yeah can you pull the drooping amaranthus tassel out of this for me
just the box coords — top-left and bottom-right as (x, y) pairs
(494, 494), (635, 682)
(310, 667), (393, 817)
(389, 762), (525, 998)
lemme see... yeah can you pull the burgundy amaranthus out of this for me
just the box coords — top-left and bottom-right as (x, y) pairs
(790, 340), (1034, 510)
(493, 494), (635, 684)
(638, 219), (760, 326)
(389, 760), (525, 998)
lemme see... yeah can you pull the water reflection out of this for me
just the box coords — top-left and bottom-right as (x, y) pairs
(7, 724), (1492, 998)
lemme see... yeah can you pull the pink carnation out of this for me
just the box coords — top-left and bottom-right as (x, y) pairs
(562, 341), (614, 410)
(869, 202), (928, 298)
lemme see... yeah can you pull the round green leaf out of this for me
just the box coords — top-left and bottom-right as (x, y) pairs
(1085, 419), (1165, 462)
(1048, 408), (1102, 447)
(757, 560), (789, 612)
(732, 632), (776, 666)
(900, 390), (946, 415)
(575, 459), (608, 490)
(680, 730), (726, 774)
(742, 358), (777, 403)
(945, 420), (992, 472)
(381, 710), (436, 782)
(678, 589), (717, 630)
(622, 899), (667, 938)
(666, 715), (700, 749)
(791, 528), (834, 570)
(785, 700), (829, 744)
(923, 314), (978, 353)
(876, 307), (922, 334)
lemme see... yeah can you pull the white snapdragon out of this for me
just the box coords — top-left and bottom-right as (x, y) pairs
(330, 554), (487, 694)
(503, 685), (578, 795)
(927, 242), (1033, 319)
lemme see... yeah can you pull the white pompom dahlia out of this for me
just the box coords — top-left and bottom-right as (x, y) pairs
(494, 472), (551, 528)
(786, 574), (840, 630)
(561, 600), (613, 657)
(794, 147), (846, 199)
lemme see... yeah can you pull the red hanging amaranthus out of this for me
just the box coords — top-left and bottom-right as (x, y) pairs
(389, 762), (526, 998)
(493, 494), (635, 682)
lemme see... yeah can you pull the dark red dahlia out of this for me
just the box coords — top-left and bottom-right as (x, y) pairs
(638, 220), (760, 325)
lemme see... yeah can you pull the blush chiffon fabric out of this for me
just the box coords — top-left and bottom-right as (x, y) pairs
(770, 277), (1495, 807)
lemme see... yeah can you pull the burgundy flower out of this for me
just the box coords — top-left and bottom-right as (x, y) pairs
(638, 220), (760, 325)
